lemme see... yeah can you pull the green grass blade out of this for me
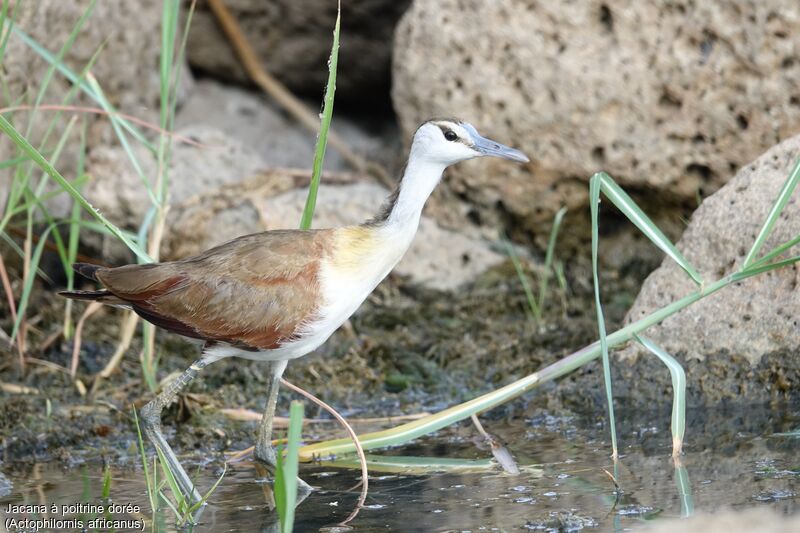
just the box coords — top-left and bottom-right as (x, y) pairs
(538, 206), (567, 311)
(299, 0), (340, 230)
(597, 172), (703, 286)
(503, 238), (540, 320)
(590, 173), (618, 459)
(749, 233), (800, 269)
(0, 113), (152, 261)
(635, 334), (686, 456)
(77, 218), (141, 243)
(101, 464), (112, 499)
(186, 462), (226, 517)
(278, 401), (304, 533)
(0, 155), (29, 169)
(274, 444), (287, 528)
(0, 0), (18, 67)
(0, 232), (51, 284)
(743, 157), (800, 268)
(674, 462), (694, 518)
(64, 120), (88, 339)
(9, 223), (54, 341)
(297, 371), (544, 460)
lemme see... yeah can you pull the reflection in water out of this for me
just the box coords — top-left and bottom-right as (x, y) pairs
(1, 403), (798, 531)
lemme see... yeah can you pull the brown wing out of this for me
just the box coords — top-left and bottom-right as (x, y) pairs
(94, 229), (333, 350)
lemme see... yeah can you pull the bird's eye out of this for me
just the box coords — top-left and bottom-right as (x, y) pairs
(444, 130), (458, 141)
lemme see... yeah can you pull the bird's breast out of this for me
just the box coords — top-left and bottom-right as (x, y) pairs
(313, 225), (415, 333)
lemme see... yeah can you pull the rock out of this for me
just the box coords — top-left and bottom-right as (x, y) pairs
(616, 135), (800, 404)
(85, 125), (266, 230)
(185, 0), (411, 102)
(169, 178), (505, 290)
(174, 80), (401, 172)
(392, 0), (800, 240)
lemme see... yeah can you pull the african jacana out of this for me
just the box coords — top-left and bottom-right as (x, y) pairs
(62, 119), (529, 503)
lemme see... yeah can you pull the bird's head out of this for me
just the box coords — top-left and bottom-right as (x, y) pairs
(411, 118), (529, 166)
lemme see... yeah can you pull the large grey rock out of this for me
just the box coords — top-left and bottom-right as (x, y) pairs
(392, 0), (800, 239)
(185, 0), (411, 100)
(614, 135), (800, 404)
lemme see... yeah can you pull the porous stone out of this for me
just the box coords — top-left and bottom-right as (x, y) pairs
(185, 0), (411, 102)
(615, 134), (800, 403)
(392, 0), (800, 239)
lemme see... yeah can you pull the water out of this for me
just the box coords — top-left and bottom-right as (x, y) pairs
(2, 404), (798, 531)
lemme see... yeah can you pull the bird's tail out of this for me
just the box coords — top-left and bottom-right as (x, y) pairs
(59, 289), (110, 301)
(59, 263), (125, 305)
(72, 262), (103, 282)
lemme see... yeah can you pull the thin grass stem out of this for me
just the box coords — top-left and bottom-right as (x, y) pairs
(635, 335), (686, 456)
(299, 0), (340, 230)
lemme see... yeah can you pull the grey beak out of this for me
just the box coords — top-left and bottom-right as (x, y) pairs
(471, 132), (530, 163)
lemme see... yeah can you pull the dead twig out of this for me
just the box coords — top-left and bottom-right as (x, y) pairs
(0, 381), (39, 395)
(206, 0), (392, 188)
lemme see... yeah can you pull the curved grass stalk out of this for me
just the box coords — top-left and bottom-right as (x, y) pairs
(635, 335), (686, 457)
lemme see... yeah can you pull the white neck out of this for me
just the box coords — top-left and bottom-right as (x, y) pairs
(385, 157), (446, 228)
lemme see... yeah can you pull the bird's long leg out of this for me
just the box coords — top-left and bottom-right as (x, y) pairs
(141, 354), (214, 505)
(254, 359), (313, 496)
